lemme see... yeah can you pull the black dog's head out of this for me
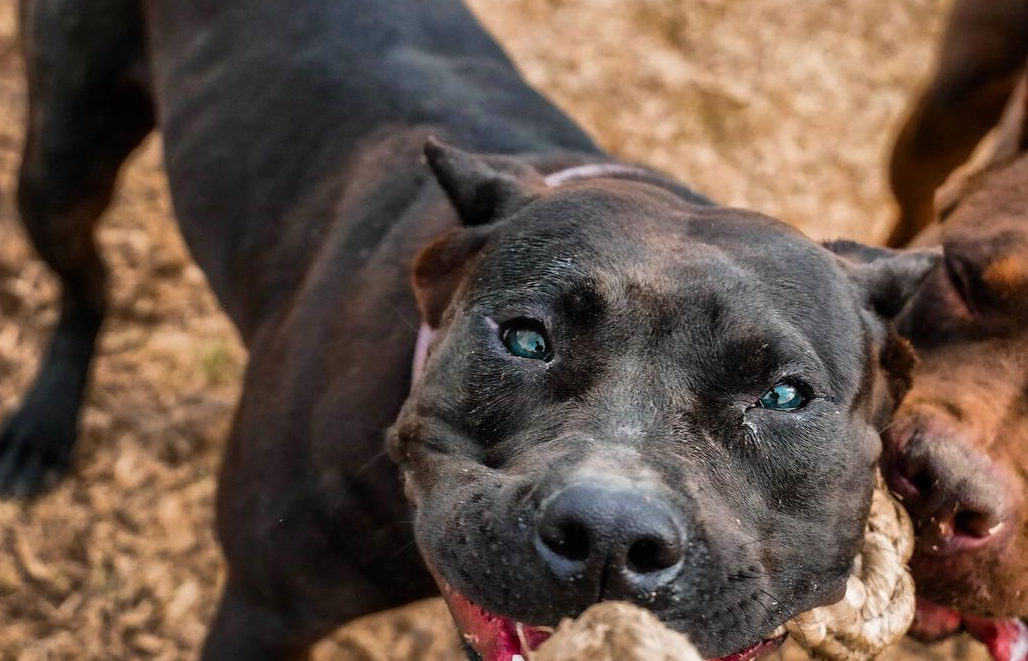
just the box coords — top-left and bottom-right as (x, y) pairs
(388, 140), (939, 661)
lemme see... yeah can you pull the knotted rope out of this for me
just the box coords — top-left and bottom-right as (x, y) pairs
(526, 472), (915, 661)
(786, 472), (916, 660)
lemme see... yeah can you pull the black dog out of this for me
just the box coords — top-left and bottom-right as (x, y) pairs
(3, 1), (938, 659)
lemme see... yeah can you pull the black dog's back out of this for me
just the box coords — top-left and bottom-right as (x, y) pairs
(144, 0), (597, 331)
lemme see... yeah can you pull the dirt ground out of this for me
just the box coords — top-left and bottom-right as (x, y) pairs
(0, 0), (991, 660)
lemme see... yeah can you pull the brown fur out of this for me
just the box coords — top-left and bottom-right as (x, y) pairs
(887, 0), (1028, 248)
(885, 0), (1028, 619)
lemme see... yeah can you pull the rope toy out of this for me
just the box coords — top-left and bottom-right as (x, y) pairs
(527, 602), (702, 661)
(786, 472), (916, 660)
(525, 472), (916, 661)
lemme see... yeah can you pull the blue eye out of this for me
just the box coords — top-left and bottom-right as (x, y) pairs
(501, 322), (552, 361)
(758, 382), (807, 410)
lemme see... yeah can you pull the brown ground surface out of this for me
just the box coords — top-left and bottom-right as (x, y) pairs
(0, 1), (990, 660)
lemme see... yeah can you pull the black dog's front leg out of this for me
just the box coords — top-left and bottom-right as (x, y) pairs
(202, 582), (322, 661)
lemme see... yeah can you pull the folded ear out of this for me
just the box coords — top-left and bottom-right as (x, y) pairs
(826, 240), (938, 426)
(424, 137), (543, 226)
(825, 239), (942, 318)
(412, 227), (490, 328)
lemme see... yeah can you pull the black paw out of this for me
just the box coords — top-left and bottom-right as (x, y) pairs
(0, 405), (74, 498)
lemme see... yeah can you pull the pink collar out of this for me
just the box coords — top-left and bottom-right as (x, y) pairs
(411, 323), (434, 391)
(542, 162), (657, 187)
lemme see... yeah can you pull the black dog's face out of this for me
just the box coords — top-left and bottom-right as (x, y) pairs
(389, 142), (938, 661)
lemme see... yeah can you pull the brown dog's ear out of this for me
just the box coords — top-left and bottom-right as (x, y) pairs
(825, 240), (942, 318)
(424, 137), (543, 226)
(412, 227), (490, 328)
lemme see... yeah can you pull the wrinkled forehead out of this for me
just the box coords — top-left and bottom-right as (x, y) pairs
(467, 187), (869, 383)
(473, 188), (853, 312)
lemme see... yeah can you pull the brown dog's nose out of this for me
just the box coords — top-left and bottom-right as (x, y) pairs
(535, 483), (684, 596)
(886, 426), (1011, 554)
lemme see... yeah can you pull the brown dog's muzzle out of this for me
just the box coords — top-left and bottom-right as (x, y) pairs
(884, 413), (1014, 555)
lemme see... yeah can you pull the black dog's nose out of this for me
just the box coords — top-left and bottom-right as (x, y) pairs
(536, 483), (684, 595)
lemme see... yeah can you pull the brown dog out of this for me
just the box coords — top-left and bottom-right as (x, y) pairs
(885, 2), (1028, 660)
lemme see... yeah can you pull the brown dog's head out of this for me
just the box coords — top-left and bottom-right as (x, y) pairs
(882, 155), (1028, 656)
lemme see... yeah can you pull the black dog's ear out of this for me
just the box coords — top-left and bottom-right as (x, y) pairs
(424, 137), (543, 226)
(412, 227), (490, 328)
(825, 239), (942, 318)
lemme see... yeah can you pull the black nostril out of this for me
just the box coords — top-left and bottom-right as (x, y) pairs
(897, 459), (934, 501)
(536, 483), (686, 592)
(541, 520), (590, 561)
(953, 509), (998, 539)
(909, 470), (933, 498)
(627, 536), (679, 573)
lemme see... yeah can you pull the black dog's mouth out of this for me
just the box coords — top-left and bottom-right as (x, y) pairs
(910, 599), (1028, 661)
(436, 576), (551, 661)
(431, 570), (786, 661)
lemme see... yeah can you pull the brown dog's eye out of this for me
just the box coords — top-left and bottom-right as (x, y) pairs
(945, 256), (972, 299)
(500, 321), (552, 361)
(943, 253), (984, 313)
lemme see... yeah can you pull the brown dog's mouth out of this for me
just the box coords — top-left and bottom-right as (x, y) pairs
(910, 599), (1028, 661)
(433, 572), (786, 661)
